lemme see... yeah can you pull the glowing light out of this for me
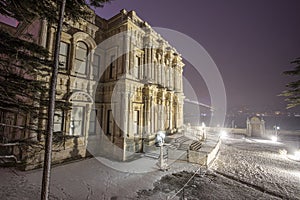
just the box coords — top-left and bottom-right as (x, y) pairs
(271, 136), (277, 142)
(252, 138), (282, 145)
(155, 131), (166, 147)
(276, 126), (280, 130)
(220, 130), (227, 138)
(286, 150), (300, 161)
(295, 150), (300, 159)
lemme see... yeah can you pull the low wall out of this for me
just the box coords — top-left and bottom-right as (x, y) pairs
(265, 129), (300, 136)
(205, 127), (247, 135)
(188, 134), (221, 167)
(183, 125), (207, 141)
(205, 126), (300, 137)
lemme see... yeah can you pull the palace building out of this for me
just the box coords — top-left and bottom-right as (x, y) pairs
(0, 9), (185, 169)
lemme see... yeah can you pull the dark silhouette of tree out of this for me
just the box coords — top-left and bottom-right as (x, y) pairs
(0, 1), (112, 199)
(281, 57), (300, 109)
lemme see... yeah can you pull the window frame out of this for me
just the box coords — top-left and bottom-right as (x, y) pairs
(59, 41), (70, 70)
(92, 54), (101, 79)
(54, 110), (64, 133)
(70, 106), (85, 136)
(109, 55), (115, 79)
(75, 41), (89, 75)
(89, 109), (97, 135)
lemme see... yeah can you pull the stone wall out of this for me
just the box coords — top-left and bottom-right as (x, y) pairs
(22, 136), (86, 170)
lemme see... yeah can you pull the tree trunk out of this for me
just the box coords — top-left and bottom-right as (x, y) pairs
(41, 0), (66, 199)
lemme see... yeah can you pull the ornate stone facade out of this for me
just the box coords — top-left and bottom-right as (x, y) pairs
(0, 9), (184, 168)
(246, 116), (266, 137)
(90, 10), (185, 160)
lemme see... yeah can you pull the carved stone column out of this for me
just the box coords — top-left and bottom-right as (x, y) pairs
(142, 51), (145, 79)
(180, 69), (183, 92)
(129, 36), (134, 75)
(157, 54), (161, 84)
(143, 94), (150, 135)
(144, 46), (148, 79)
(169, 94), (173, 130)
(161, 51), (165, 87)
(147, 46), (151, 80)
(128, 92), (134, 137)
(124, 34), (130, 74)
(85, 104), (92, 145)
(46, 27), (55, 57)
(174, 67), (177, 91)
(39, 19), (48, 48)
(151, 46), (154, 81)
(160, 90), (166, 130)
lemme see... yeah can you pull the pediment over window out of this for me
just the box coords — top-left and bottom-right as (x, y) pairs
(67, 91), (93, 103)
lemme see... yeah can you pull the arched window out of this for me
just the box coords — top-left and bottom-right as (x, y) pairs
(75, 41), (88, 75)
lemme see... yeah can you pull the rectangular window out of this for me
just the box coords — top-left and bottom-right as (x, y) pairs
(93, 54), (101, 79)
(89, 109), (97, 135)
(106, 110), (113, 135)
(134, 56), (141, 78)
(54, 110), (63, 133)
(70, 106), (85, 136)
(133, 110), (139, 135)
(59, 42), (69, 69)
(109, 55), (115, 79)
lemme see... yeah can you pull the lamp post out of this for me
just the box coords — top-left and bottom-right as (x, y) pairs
(272, 125), (280, 142)
(201, 122), (206, 140)
(276, 126), (280, 140)
(155, 131), (169, 171)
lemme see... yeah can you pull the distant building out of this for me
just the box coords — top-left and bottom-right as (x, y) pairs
(0, 9), (185, 169)
(246, 116), (266, 137)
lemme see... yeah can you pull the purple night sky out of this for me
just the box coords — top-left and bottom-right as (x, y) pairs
(97, 0), (300, 113)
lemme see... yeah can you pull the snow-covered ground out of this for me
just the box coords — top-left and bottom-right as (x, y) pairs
(212, 136), (300, 199)
(137, 135), (300, 199)
(1, 134), (300, 200)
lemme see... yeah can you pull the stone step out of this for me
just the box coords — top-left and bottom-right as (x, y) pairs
(190, 141), (202, 151)
(175, 136), (190, 144)
(167, 143), (179, 150)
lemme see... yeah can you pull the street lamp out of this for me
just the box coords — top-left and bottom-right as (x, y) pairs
(201, 122), (206, 140)
(287, 149), (300, 161)
(271, 125), (280, 142)
(271, 136), (277, 142)
(155, 131), (169, 171)
(220, 130), (227, 139)
(294, 150), (300, 160)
